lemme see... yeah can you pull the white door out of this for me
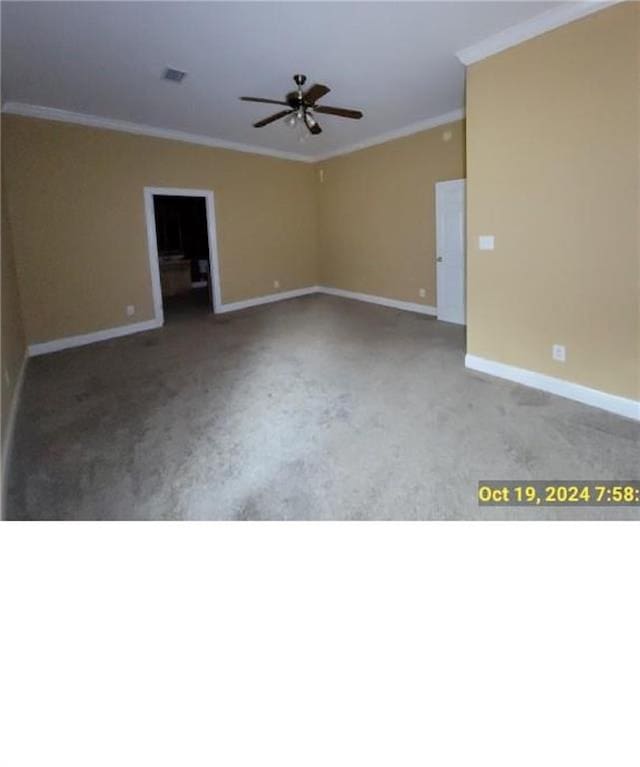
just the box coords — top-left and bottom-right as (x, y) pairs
(435, 179), (466, 325)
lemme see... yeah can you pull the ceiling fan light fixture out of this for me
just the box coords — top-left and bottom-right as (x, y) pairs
(240, 74), (363, 139)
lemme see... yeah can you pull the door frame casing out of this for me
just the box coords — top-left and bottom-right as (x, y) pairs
(143, 187), (222, 324)
(435, 178), (466, 325)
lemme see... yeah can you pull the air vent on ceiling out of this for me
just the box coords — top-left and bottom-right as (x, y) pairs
(163, 67), (187, 83)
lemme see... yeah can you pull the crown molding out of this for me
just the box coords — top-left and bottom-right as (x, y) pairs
(456, 1), (623, 65)
(2, 101), (465, 165)
(1, 102), (314, 163)
(313, 109), (465, 162)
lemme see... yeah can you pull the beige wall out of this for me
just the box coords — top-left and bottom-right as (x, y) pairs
(466, 3), (640, 400)
(1, 115), (318, 344)
(317, 120), (465, 307)
(1, 181), (27, 455)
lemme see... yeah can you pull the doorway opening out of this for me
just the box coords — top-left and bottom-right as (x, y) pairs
(154, 195), (210, 316)
(144, 187), (221, 325)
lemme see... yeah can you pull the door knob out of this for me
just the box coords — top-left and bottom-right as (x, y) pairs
(436, 256), (443, 262)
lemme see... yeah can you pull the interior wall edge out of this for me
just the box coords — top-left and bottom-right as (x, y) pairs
(23, 289), (449, 354)
(218, 286), (320, 313)
(1, 101), (467, 165)
(465, 354), (640, 422)
(0, 352), (28, 517)
(314, 109), (465, 162)
(23, 285), (438, 356)
(1, 101), (314, 164)
(455, 0), (623, 64)
(318, 286), (437, 317)
(28, 318), (163, 357)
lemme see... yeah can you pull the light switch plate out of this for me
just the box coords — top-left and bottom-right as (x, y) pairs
(479, 235), (495, 251)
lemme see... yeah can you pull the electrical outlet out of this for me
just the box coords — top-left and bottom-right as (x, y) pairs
(552, 344), (566, 362)
(126, 305), (135, 317)
(273, 280), (280, 290)
(478, 235), (495, 251)
(419, 288), (426, 298)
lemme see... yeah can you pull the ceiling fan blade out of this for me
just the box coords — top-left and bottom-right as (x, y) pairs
(306, 120), (322, 135)
(314, 105), (363, 119)
(253, 110), (293, 128)
(240, 97), (290, 106)
(304, 84), (331, 105)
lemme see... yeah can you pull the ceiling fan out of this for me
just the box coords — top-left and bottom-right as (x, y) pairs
(240, 74), (363, 136)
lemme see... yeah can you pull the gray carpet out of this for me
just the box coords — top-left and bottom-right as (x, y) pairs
(6, 294), (639, 520)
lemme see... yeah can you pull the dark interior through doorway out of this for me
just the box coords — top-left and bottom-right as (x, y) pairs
(153, 195), (212, 317)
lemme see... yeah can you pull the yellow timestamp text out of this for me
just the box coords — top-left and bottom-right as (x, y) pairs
(477, 481), (640, 506)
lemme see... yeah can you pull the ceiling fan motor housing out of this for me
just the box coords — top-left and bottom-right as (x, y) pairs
(287, 74), (308, 107)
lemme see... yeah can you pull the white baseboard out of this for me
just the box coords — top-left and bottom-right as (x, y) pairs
(24, 286), (436, 356)
(218, 286), (320, 313)
(218, 285), (437, 316)
(465, 354), (640, 421)
(28, 317), (163, 357)
(1, 353), (28, 517)
(318, 286), (437, 316)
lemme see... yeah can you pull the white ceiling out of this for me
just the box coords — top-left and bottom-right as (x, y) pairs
(2, 1), (564, 159)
